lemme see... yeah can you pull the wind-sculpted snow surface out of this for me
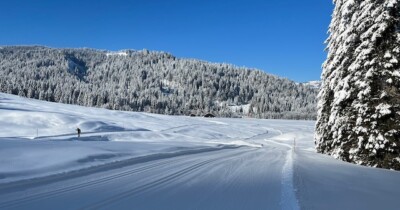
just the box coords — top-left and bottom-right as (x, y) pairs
(0, 93), (400, 209)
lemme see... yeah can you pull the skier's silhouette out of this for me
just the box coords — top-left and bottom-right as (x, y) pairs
(76, 127), (81, 138)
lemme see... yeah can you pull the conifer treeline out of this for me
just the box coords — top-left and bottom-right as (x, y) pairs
(0, 46), (317, 119)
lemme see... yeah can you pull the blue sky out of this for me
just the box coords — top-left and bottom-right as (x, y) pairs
(0, 0), (333, 82)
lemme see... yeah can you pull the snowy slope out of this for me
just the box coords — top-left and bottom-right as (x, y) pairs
(301, 80), (321, 89)
(0, 93), (399, 210)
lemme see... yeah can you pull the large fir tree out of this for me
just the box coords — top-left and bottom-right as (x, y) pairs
(316, 0), (400, 169)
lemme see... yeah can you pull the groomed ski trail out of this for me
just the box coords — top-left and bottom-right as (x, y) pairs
(281, 148), (300, 210)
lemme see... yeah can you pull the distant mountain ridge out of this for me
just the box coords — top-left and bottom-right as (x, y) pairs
(0, 46), (317, 119)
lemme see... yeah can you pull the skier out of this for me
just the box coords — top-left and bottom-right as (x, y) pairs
(76, 127), (81, 138)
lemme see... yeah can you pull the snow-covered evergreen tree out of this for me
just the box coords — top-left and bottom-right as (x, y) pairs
(316, 0), (400, 169)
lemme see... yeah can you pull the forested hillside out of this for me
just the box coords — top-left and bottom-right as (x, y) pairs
(0, 46), (317, 119)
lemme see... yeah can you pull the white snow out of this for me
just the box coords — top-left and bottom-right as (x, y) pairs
(392, 70), (400, 77)
(333, 89), (349, 105)
(301, 80), (322, 89)
(390, 58), (398, 64)
(384, 51), (392, 58)
(376, 103), (391, 116)
(281, 148), (300, 210)
(0, 93), (399, 209)
(229, 104), (251, 114)
(105, 51), (128, 57)
(387, 0), (397, 8)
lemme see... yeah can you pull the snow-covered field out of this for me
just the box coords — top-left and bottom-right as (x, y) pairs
(0, 93), (399, 210)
